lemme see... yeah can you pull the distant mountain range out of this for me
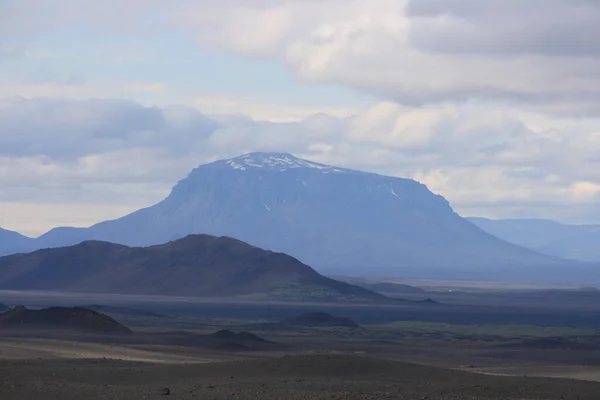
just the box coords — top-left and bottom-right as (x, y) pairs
(468, 217), (600, 262)
(0, 227), (32, 256)
(0, 234), (387, 301)
(0, 152), (583, 281)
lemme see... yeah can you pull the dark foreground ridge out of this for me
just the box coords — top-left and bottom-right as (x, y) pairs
(0, 353), (599, 399)
(0, 235), (386, 302)
(0, 306), (132, 335)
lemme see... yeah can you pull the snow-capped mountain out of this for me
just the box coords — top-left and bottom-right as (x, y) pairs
(5, 152), (571, 279)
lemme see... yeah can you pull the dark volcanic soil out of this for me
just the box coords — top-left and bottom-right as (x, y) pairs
(0, 354), (598, 399)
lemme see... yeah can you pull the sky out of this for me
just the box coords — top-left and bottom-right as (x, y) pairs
(2, 0), (600, 236)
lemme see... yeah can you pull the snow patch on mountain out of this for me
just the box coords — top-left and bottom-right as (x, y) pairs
(224, 152), (350, 173)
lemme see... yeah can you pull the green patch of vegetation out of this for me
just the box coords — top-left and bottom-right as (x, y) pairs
(372, 321), (598, 338)
(263, 284), (366, 302)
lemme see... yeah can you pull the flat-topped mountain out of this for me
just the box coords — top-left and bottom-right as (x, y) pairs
(0, 306), (132, 334)
(0, 235), (386, 301)
(2, 152), (569, 279)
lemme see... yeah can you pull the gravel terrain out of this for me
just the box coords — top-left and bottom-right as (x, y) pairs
(0, 353), (598, 400)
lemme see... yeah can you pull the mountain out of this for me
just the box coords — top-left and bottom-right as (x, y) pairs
(0, 235), (387, 301)
(0, 227), (32, 256)
(468, 217), (600, 262)
(2, 152), (572, 279)
(0, 306), (132, 334)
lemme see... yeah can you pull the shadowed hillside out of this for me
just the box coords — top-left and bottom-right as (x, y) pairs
(0, 235), (387, 302)
(0, 306), (132, 334)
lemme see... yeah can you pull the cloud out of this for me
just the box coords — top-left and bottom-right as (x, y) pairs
(182, 0), (600, 116)
(0, 97), (216, 159)
(4, 1), (600, 115)
(284, 1), (600, 115)
(0, 46), (27, 61)
(406, 0), (600, 57)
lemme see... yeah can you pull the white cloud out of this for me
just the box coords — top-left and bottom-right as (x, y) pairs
(4, 0), (599, 114)
(190, 95), (358, 122)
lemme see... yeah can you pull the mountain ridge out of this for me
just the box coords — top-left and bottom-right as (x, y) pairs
(0, 227), (33, 255)
(468, 217), (600, 262)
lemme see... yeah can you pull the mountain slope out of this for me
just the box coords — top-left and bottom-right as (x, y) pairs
(0, 227), (32, 256)
(468, 217), (600, 262)
(10, 153), (569, 278)
(0, 235), (386, 301)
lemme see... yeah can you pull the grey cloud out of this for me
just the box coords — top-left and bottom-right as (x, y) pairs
(0, 46), (27, 61)
(0, 97), (217, 159)
(406, 0), (600, 57)
(20, 69), (89, 88)
(4, 0), (600, 114)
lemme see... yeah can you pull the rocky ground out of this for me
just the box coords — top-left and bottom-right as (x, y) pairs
(0, 353), (598, 400)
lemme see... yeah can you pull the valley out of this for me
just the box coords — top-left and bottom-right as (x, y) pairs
(1, 282), (600, 398)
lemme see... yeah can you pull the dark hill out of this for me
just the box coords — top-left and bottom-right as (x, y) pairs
(155, 329), (280, 352)
(210, 329), (267, 342)
(0, 235), (386, 301)
(0, 303), (9, 313)
(281, 312), (360, 328)
(0, 306), (132, 334)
